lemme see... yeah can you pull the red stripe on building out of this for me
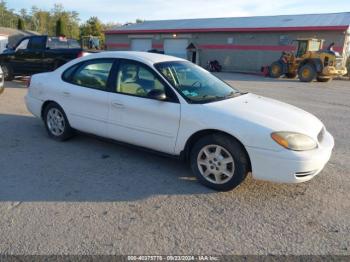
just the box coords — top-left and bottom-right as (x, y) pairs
(105, 26), (349, 35)
(152, 43), (164, 49)
(199, 44), (296, 51)
(105, 43), (129, 48)
(105, 42), (344, 54)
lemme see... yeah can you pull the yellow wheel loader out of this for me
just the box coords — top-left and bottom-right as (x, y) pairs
(269, 38), (347, 82)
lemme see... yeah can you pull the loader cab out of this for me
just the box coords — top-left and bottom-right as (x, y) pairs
(294, 39), (324, 57)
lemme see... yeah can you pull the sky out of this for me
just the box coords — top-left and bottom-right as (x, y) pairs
(6, 0), (350, 24)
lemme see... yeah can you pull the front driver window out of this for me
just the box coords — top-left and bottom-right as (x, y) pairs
(16, 39), (29, 51)
(71, 60), (113, 90)
(116, 62), (166, 97)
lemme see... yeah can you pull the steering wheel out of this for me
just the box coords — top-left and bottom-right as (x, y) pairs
(192, 81), (202, 88)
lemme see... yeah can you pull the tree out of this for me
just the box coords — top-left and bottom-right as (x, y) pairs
(17, 17), (25, 30)
(136, 18), (144, 24)
(80, 16), (105, 47)
(55, 17), (65, 36)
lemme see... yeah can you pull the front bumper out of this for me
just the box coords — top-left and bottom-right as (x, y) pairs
(246, 130), (334, 183)
(322, 66), (347, 76)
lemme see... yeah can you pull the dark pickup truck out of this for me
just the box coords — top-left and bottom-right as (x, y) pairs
(0, 35), (87, 80)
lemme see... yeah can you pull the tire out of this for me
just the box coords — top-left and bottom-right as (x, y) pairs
(286, 73), (297, 79)
(269, 61), (283, 78)
(190, 133), (250, 191)
(316, 76), (332, 82)
(43, 102), (74, 141)
(1, 64), (14, 81)
(298, 64), (316, 82)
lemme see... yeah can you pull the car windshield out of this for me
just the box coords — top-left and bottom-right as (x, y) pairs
(155, 61), (242, 103)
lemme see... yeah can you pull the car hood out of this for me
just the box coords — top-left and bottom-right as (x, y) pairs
(206, 93), (323, 140)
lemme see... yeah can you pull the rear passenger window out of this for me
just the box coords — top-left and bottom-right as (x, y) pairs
(62, 64), (79, 81)
(29, 37), (46, 49)
(70, 60), (114, 90)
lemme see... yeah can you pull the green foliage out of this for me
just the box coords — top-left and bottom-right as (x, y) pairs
(17, 17), (24, 30)
(346, 57), (350, 77)
(55, 17), (65, 36)
(0, 0), (18, 28)
(80, 16), (105, 47)
(0, 1), (80, 39)
(0, 0), (121, 44)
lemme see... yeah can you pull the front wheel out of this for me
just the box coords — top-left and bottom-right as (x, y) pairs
(298, 64), (316, 82)
(190, 134), (250, 191)
(1, 64), (14, 81)
(43, 103), (74, 141)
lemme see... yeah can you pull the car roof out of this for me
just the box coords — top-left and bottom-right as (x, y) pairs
(82, 51), (186, 65)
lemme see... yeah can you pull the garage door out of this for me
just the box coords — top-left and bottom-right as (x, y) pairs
(131, 39), (152, 52)
(164, 39), (188, 59)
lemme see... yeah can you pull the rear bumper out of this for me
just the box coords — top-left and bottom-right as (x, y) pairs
(246, 130), (334, 183)
(0, 68), (4, 94)
(25, 94), (43, 118)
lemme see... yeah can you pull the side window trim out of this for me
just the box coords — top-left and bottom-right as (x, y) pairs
(112, 58), (179, 103)
(61, 58), (116, 92)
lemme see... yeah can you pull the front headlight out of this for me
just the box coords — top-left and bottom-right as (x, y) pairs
(271, 132), (317, 151)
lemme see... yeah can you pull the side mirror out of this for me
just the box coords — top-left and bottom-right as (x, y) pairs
(147, 89), (167, 101)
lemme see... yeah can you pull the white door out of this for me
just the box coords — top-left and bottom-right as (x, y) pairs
(107, 60), (181, 154)
(131, 39), (152, 52)
(59, 59), (114, 137)
(164, 39), (188, 59)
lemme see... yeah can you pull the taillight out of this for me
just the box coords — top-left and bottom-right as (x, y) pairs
(77, 51), (85, 58)
(26, 76), (31, 88)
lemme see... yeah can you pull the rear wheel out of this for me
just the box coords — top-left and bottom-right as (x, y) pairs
(1, 64), (14, 81)
(43, 102), (74, 141)
(298, 64), (316, 82)
(270, 61), (283, 78)
(316, 76), (332, 82)
(190, 134), (250, 191)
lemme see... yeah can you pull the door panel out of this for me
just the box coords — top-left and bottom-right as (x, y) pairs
(59, 59), (114, 137)
(108, 93), (180, 154)
(107, 60), (181, 154)
(60, 82), (109, 137)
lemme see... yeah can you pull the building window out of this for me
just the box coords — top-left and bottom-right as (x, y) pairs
(279, 35), (290, 46)
(227, 37), (234, 44)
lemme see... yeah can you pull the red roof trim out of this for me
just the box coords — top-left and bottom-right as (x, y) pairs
(105, 25), (349, 34)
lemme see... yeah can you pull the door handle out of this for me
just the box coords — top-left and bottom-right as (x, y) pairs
(111, 102), (125, 109)
(63, 91), (71, 97)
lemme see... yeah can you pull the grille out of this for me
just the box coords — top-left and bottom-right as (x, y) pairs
(335, 58), (344, 69)
(317, 127), (325, 143)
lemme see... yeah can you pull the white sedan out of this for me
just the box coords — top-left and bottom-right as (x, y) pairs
(25, 52), (334, 191)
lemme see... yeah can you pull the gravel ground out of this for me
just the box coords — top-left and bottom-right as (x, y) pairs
(0, 75), (349, 255)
